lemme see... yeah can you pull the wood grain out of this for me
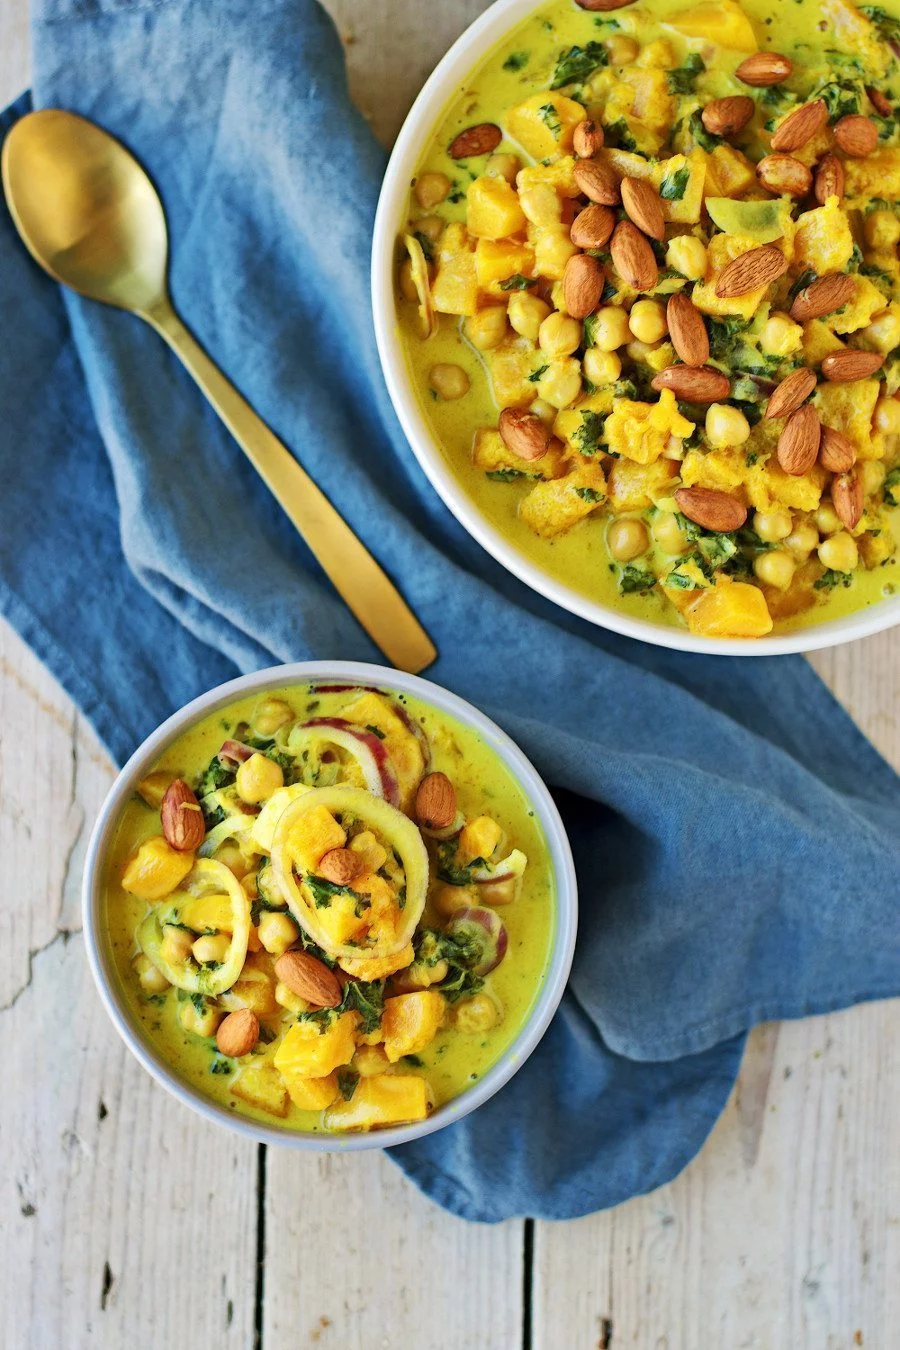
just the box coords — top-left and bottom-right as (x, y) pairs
(2, 1), (899, 1348)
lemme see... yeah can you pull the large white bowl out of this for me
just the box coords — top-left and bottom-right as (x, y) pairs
(372, 0), (900, 656)
(83, 661), (577, 1151)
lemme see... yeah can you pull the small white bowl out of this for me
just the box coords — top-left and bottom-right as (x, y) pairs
(83, 661), (577, 1151)
(372, 0), (900, 656)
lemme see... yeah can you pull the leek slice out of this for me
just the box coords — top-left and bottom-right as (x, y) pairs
(270, 786), (429, 960)
(403, 233), (436, 339)
(137, 859), (251, 995)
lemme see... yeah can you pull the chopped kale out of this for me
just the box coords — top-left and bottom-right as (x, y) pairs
(209, 1055), (232, 1075)
(197, 754), (234, 801)
(503, 50), (530, 72)
(788, 268), (817, 300)
(687, 108), (720, 152)
(667, 53), (705, 95)
(813, 79), (862, 122)
(364, 724), (386, 739)
(617, 564), (656, 594)
(550, 41), (608, 89)
(538, 103), (562, 137)
(604, 118), (637, 151)
(884, 467), (900, 506)
(499, 273), (537, 291)
(574, 486), (604, 502)
(814, 568), (854, 590)
(573, 409), (607, 456)
(336, 1067), (359, 1101)
(305, 874), (365, 910)
(860, 6), (900, 46)
(528, 364), (550, 383)
(436, 840), (486, 886)
(302, 978), (385, 1037)
(660, 165), (690, 201)
(486, 468), (527, 482)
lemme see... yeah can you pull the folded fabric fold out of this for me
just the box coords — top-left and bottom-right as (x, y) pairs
(0, 0), (896, 1220)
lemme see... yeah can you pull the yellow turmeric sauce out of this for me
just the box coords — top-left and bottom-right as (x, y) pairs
(104, 684), (555, 1132)
(397, 0), (900, 638)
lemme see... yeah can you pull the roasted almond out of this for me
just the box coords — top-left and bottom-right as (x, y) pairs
(274, 951), (342, 1008)
(770, 99), (827, 152)
(821, 348), (885, 382)
(735, 51), (793, 86)
(789, 273), (856, 322)
(813, 153), (845, 205)
(756, 153), (812, 198)
(573, 119), (605, 158)
(666, 293), (709, 367)
(498, 407), (553, 461)
(610, 219), (658, 291)
(674, 486), (748, 533)
(715, 245), (788, 298)
(415, 771), (457, 830)
(449, 123), (502, 160)
(776, 404), (821, 476)
(621, 177), (665, 241)
(563, 253), (606, 318)
(818, 426), (857, 473)
(651, 364), (730, 403)
(834, 114), (878, 157)
(569, 203), (616, 250)
(765, 367), (817, 420)
(832, 471), (864, 530)
(867, 86), (893, 118)
(575, 0), (637, 10)
(161, 778), (205, 852)
(216, 1009), (259, 1059)
(702, 95), (755, 138)
(574, 158), (621, 205)
(317, 847), (365, 886)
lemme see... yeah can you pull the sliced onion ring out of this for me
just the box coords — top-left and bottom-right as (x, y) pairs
(270, 786), (428, 960)
(470, 848), (528, 885)
(137, 860), (251, 995)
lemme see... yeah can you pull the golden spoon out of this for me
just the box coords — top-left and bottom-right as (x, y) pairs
(2, 108), (436, 675)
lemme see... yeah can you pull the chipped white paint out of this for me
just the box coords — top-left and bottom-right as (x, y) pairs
(2, 4), (899, 1347)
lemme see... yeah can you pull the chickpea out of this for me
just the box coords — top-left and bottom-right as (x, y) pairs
(608, 517), (650, 561)
(485, 151), (521, 184)
(815, 503), (843, 535)
(432, 883), (476, 919)
(257, 910), (300, 956)
(592, 305), (631, 352)
(753, 549), (796, 590)
(160, 924), (194, 967)
(653, 510), (690, 555)
(533, 225), (578, 278)
(414, 215), (444, 244)
(818, 532), (859, 573)
(785, 522), (819, 559)
(454, 993), (501, 1033)
(705, 404), (751, 449)
(236, 752), (284, 805)
(403, 959), (450, 989)
(606, 34), (640, 65)
(539, 311), (582, 358)
(626, 339), (658, 364)
(213, 841), (252, 878)
(629, 299), (668, 345)
(874, 396), (900, 436)
(414, 172), (451, 210)
(353, 1045), (392, 1077)
(464, 306), (508, 351)
(536, 357), (583, 409)
(583, 348), (622, 386)
(251, 698), (294, 739)
(863, 209), (900, 251)
(665, 234), (707, 281)
(179, 997), (223, 1040)
(429, 363), (470, 401)
(760, 312), (803, 358)
(275, 981), (309, 1013)
(862, 305), (900, 354)
(257, 864), (287, 909)
(133, 954), (170, 995)
(399, 258), (418, 303)
(192, 933), (231, 965)
(518, 183), (562, 226)
(507, 290), (552, 340)
(860, 460), (886, 496)
(530, 398), (557, 425)
(753, 508), (793, 543)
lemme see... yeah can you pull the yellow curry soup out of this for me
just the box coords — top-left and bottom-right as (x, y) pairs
(397, 0), (900, 638)
(106, 684), (555, 1132)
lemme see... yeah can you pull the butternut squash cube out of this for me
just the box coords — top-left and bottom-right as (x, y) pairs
(467, 175), (526, 240)
(486, 335), (541, 408)
(607, 457), (678, 512)
(338, 941), (415, 982)
(815, 381), (882, 460)
(474, 238), (535, 297)
(290, 804), (346, 870)
(519, 460), (608, 538)
(801, 321), (845, 366)
(604, 390), (695, 465)
(324, 1074), (429, 1130)
(702, 144), (756, 199)
(668, 0), (758, 51)
(121, 837), (194, 902)
(281, 1071), (340, 1112)
(793, 199), (854, 276)
(844, 150), (900, 207)
(232, 1064), (289, 1118)
(693, 234), (773, 321)
(348, 829), (388, 874)
(826, 277), (887, 336)
(472, 428), (566, 482)
(314, 891), (369, 948)
(507, 92), (586, 160)
(686, 580), (774, 638)
(431, 222), (478, 316)
(178, 891), (234, 934)
(274, 1013), (358, 1080)
(381, 991), (446, 1063)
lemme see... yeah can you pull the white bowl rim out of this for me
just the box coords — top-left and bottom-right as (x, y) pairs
(82, 660), (578, 1152)
(371, 0), (900, 656)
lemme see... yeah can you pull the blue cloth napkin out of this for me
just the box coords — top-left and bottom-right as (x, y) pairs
(2, 0), (898, 1223)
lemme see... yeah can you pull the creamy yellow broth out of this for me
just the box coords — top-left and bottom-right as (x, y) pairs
(105, 684), (555, 1132)
(397, 0), (900, 638)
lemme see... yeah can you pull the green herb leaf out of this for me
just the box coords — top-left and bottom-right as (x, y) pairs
(574, 486), (604, 502)
(814, 568), (854, 590)
(884, 467), (900, 506)
(617, 564), (656, 594)
(668, 53), (705, 95)
(550, 41), (608, 89)
(573, 409), (608, 456)
(499, 273), (537, 291)
(660, 165), (690, 201)
(538, 103), (563, 137)
(486, 468), (527, 482)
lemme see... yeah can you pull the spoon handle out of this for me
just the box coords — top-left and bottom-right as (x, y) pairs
(146, 298), (436, 674)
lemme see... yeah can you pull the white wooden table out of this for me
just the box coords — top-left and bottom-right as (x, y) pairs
(1, 4), (898, 1347)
